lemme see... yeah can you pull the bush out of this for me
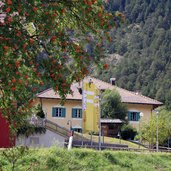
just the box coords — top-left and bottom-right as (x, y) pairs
(101, 89), (128, 120)
(36, 105), (45, 118)
(121, 124), (137, 140)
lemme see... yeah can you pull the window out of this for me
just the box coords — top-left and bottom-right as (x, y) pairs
(72, 128), (82, 133)
(52, 107), (66, 117)
(128, 111), (140, 121)
(72, 108), (82, 118)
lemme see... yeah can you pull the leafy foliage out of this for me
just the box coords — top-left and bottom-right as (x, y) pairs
(36, 104), (45, 118)
(140, 108), (171, 147)
(2, 146), (29, 171)
(17, 123), (46, 138)
(0, 0), (124, 138)
(121, 124), (137, 140)
(101, 89), (127, 120)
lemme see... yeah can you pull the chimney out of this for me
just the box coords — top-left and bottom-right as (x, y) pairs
(135, 90), (142, 95)
(110, 78), (116, 85)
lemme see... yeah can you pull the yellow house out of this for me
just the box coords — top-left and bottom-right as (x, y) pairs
(35, 77), (162, 134)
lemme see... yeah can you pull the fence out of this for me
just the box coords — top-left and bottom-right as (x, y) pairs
(28, 118), (171, 152)
(45, 119), (88, 141)
(69, 141), (171, 152)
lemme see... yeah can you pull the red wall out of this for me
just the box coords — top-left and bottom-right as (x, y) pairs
(0, 111), (15, 148)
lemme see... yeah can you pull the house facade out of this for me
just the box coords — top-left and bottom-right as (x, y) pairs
(39, 98), (82, 132)
(34, 77), (162, 135)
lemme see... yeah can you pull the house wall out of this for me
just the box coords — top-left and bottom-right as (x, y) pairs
(34, 99), (154, 132)
(40, 98), (82, 131)
(126, 103), (153, 129)
(16, 129), (66, 147)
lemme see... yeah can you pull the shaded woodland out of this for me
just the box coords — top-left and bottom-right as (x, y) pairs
(95, 0), (171, 109)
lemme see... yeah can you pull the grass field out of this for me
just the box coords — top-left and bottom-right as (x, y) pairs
(83, 134), (145, 149)
(0, 147), (171, 171)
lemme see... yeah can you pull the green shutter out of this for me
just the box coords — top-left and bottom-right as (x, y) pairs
(80, 109), (82, 118)
(128, 112), (131, 121)
(72, 108), (76, 118)
(52, 107), (56, 117)
(137, 112), (140, 121)
(62, 108), (66, 117)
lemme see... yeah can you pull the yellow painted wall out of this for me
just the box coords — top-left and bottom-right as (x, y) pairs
(126, 103), (153, 130)
(37, 98), (82, 130)
(34, 98), (154, 132)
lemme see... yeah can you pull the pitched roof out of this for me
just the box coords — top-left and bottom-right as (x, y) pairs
(83, 77), (163, 106)
(37, 83), (82, 100)
(37, 77), (163, 106)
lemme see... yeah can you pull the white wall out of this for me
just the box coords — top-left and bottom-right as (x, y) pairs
(16, 130), (66, 147)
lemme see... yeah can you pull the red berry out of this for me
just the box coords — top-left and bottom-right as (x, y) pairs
(3, 46), (9, 51)
(11, 87), (16, 91)
(19, 79), (22, 84)
(6, 7), (11, 13)
(103, 63), (108, 70)
(12, 78), (16, 83)
(7, 0), (12, 5)
(29, 38), (34, 44)
(33, 7), (38, 12)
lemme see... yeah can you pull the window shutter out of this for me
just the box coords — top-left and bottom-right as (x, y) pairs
(62, 108), (66, 117)
(52, 107), (56, 117)
(72, 108), (76, 118)
(80, 109), (82, 118)
(137, 112), (140, 121)
(128, 112), (131, 121)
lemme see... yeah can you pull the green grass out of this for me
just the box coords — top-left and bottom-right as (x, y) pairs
(0, 147), (171, 171)
(83, 134), (145, 149)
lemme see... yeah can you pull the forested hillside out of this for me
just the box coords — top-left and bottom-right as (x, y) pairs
(95, 0), (171, 109)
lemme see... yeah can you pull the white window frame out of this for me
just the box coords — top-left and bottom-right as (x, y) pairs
(52, 106), (65, 118)
(55, 107), (63, 117)
(75, 108), (82, 118)
(72, 106), (82, 119)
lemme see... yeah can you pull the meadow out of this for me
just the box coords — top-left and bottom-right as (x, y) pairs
(0, 147), (171, 171)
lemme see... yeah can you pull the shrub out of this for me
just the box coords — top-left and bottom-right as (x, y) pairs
(36, 105), (45, 118)
(121, 124), (137, 140)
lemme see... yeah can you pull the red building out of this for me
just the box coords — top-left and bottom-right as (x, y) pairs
(0, 111), (15, 148)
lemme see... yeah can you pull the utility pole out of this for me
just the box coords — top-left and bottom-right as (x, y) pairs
(156, 111), (159, 152)
(139, 112), (143, 148)
(67, 120), (73, 150)
(98, 92), (101, 151)
(81, 79), (85, 146)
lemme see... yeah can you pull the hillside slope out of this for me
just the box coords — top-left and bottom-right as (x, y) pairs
(95, 0), (171, 109)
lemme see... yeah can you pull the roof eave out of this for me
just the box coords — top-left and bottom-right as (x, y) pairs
(123, 101), (163, 106)
(38, 97), (82, 101)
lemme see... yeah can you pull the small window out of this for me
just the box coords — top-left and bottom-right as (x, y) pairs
(72, 128), (82, 133)
(128, 111), (140, 121)
(72, 108), (82, 118)
(52, 107), (66, 117)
